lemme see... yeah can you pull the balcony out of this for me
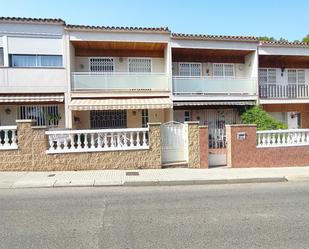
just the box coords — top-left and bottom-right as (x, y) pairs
(0, 67), (67, 93)
(72, 72), (169, 92)
(172, 76), (257, 97)
(259, 84), (309, 99)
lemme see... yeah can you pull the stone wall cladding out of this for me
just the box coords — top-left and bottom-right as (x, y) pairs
(186, 122), (200, 168)
(226, 124), (309, 168)
(198, 126), (208, 168)
(0, 121), (162, 171)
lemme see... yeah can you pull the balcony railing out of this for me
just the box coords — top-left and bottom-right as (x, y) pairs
(72, 72), (169, 91)
(172, 76), (257, 95)
(259, 84), (309, 99)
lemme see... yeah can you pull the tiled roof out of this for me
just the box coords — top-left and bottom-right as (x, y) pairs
(260, 41), (309, 48)
(172, 33), (258, 42)
(0, 16), (65, 25)
(66, 24), (170, 33)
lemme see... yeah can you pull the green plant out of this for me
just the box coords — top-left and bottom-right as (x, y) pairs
(241, 106), (287, 130)
(47, 113), (62, 126)
(302, 35), (309, 43)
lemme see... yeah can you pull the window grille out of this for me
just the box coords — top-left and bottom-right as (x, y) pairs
(18, 105), (59, 127)
(129, 58), (151, 73)
(141, 109), (149, 128)
(259, 68), (276, 84)
(288, 69), (297, 84)
(297, 70), (305, 84)
(179, 63), (201, 76)
(213, 63), (235, 77)
(90, 110), (127, 129)
(89, 58), (114, 72)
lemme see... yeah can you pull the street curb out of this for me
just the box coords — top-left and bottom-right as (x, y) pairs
(0, 177), (288, 189)
(123, 177), (288, 186)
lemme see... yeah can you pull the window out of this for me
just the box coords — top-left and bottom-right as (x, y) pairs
(90, 110), (127, 129)
(129, 58), (151, 73)
(141, 109), (149, 128)
(18, 105), (59, 127)
(179, 63), (201, 76)
(288, 69), (305, 84)
(10, 55), (62, 67)
(259, 68), (276, 84)
(184, 111), (191, 122)
(213, 64), (235, 77)
(0, 48), (4, 66)
(89, 58), (114, 72)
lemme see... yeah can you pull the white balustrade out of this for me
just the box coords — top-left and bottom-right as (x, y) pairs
(46, 128), (149, 154)
(0, 126), (18, 150)
(257, 129), (309, 147)
(259, 84), (309, 99)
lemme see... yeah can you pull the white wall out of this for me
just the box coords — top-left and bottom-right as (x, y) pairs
(172, 62), (249, 78)
(7, 36), (63, 54)
(0, 23), (64, 36)
(0, 68), (67, 93)
(259, 46), (309, 56)
(74, 56), (165, 73)
(69, 31), (170, 43)
(171, 39), (258, 51)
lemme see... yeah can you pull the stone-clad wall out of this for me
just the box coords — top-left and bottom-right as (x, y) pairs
(199, 126), (208, 168)
(226, 124), (309, 168)
(186, 122), (201, 168)
(0, 120), (162, 171)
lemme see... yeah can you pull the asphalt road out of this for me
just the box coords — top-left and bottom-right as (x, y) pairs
(0, 182), (309, 249)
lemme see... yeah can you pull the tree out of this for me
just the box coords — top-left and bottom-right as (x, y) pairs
(302, 35), (309, 43)
(241, 106), (287, 130)
(258, 36), (275, 42)
(278, 37), (289, 42)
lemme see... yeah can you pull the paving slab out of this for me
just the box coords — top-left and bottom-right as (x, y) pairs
(0, 166), (309, 189)
(12, 172), (56, 188)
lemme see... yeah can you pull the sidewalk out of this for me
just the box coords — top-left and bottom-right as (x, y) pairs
(1, 166), (309, 189)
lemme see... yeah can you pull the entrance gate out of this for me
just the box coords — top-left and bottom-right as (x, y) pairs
(202, 109), (240, 167)
(160, 121), (188, 165)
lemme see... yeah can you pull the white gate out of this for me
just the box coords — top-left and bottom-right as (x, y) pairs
(161, 121), (188, 164)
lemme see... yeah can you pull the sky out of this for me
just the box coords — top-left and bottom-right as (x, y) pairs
(0, 0), (308, 41)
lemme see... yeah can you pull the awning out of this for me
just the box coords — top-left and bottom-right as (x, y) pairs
(174, 101), (256, 107)
(69, 98), (172, 110)
(0, 94), (64, 103)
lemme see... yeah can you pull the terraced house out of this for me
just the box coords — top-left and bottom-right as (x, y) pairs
(1, 17), (309, 169)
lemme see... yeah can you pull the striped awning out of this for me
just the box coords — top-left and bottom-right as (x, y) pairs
(69, 98), (172, 111)
(0, 94), (64, 103)
(173, 101), (256, 107)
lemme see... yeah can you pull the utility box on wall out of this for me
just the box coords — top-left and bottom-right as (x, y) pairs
(237, 132), (247, 140)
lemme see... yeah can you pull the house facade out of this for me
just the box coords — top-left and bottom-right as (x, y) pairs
(258, 41), (309, 129)
(1, 17), (309, 132)
(0, 17), (68, 128)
